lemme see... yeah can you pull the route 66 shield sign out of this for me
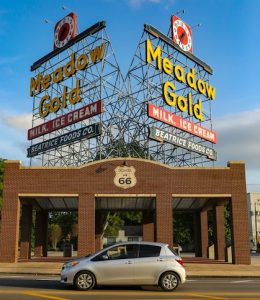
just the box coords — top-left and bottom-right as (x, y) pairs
(114, 166), (137, 189)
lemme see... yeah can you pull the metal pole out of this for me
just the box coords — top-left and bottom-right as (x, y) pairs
(255, 202), (258, 252)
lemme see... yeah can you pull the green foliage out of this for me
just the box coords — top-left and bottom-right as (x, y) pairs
(104, 213), (124, 237)
(207, 205), (232, 246)
(224, 204), (232, 245)
(208, 210), (214, 245)
(49, 211), (78, 239)
(173, 213), (194, 248)
(95, 138), (150, 160)
(49, 223), (62, 250)
(103, 211), (143, 237)
(120, 212), (143, 225)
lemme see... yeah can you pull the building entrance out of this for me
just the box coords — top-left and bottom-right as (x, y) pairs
(0, 158), (250, 264)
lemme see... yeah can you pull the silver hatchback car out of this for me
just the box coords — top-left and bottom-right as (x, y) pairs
(61, 241), (186, 291)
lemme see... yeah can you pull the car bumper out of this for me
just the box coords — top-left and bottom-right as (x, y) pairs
(179, 267), (186, 284)
(60, 268), (75, 285)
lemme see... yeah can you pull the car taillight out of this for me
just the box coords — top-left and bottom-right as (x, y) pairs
(176, 258), (184, 267)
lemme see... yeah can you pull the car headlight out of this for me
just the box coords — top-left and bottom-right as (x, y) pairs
(63, 261), (79, 270)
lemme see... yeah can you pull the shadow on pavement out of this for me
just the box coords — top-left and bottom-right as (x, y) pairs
(0, 277), (165, 292)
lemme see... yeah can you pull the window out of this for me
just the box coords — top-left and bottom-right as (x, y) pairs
(106, 244), (138, 260)
(107, 237), (116, 245)
(139, 245), (161, 257)
(128, 236), (139, 241)
(167, 246), (178, 256)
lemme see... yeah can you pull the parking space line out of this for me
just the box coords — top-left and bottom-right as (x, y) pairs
(23, 291), (70, 300)
(0, 289), (260, 299)
(187, 293), (227, 300)
(230, 280), (253, 283)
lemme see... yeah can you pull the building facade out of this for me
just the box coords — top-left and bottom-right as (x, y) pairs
(0, 158), (250, 264)
(247, 193), (260, 251)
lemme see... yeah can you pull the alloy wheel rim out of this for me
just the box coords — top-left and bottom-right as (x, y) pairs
(162, 274), (177, 290)
(77, 273), (93, 289)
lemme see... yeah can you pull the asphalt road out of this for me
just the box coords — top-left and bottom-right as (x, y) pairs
(0, 274), (260, 299)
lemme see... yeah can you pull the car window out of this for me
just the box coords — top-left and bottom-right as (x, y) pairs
(92, 244), (138, 261)
(138, 245), (161, 257)
(91, 250), (108, 262)
(167, 246), (178, 256)
(107, 244), (138, 260)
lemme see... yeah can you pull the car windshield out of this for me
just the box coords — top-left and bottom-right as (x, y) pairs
(85, 253), (93, 258)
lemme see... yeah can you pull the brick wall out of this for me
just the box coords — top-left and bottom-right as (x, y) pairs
(0, 158), (250, 264)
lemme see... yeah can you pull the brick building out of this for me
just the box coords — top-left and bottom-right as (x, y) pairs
(0, 158), (250, 264)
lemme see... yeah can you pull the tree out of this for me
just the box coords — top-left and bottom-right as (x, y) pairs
(173, 213), (194, 249)
(224, 204), (232, 245)
(95, 138), (151, 160)
(120, 211), (142, 225)
(49, 224), (62, 250)
(104, 213), (124, 237)
(49, 211), (78, 240)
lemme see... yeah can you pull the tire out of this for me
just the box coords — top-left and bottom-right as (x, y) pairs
(74, 271), (96, 291)
(159, 271), (179, 291)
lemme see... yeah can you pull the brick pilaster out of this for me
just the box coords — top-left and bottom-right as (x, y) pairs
(78, 194), (95, 256)
(0, 192), (20, 262)
(193, 212), (201, 257)
(228, 162), (250, 264)
(20, 204), (33, 259)
(143, 211), (154, 242)
(34, 211), (48, 257)
(213, 205), (225, 260)
(200, 210), (208, 258)
(156, 194), (173, 245)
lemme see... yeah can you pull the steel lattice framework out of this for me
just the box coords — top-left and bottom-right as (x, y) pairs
(28, 21), (216, 167)
(29, 22), (125, 166)
(124, 24), (216, 166)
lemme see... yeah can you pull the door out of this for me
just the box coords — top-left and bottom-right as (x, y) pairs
(133, 244), (166, 284)
(92, 243), (138, 285)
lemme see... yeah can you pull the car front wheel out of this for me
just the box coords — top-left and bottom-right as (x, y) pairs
(159, 271), (179, 291)
(74, 271), (95, 291)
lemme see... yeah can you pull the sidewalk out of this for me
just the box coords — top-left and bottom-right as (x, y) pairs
(0, 255), (259, 277)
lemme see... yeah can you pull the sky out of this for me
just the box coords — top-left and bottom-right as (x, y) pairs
(0, 0), (259, 188)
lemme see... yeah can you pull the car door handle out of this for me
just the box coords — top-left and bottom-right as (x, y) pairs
(157, 258), (165, 262)
(125, 260), (133, 264)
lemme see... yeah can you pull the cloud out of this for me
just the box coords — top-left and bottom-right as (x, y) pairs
(127, 0), (162, 8)
(214, 108), (260, 171)
(0, 111), (31, 131)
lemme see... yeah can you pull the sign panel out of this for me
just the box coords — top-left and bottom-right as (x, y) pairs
(27, 123), (101, 157)
(171, 15), (192, 53)
(29, 43), (106, 116)
(54, 12), (77, 49)
(148, 103), (217, 144)
(28, 100), (102, 140)
(145, 39), (216, 122)
(114, 166), (137, 189)
(149, 126), (217, 160)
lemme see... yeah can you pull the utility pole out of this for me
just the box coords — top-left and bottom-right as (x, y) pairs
(255, 200), (260, 252)
(256, 201), (259, 252)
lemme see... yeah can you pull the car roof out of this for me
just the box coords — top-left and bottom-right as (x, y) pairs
(106, 241), (169, 248)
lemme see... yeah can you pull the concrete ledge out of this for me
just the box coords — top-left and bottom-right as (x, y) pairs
(185, 263), (260, 277)
(0, 262), (62, 275)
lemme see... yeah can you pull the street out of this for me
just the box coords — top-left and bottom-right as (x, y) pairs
(0, 275), (260, 299)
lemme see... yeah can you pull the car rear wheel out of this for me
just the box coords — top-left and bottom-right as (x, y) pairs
(74, 271), (95, 291)
(159, 271), (179, 291)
